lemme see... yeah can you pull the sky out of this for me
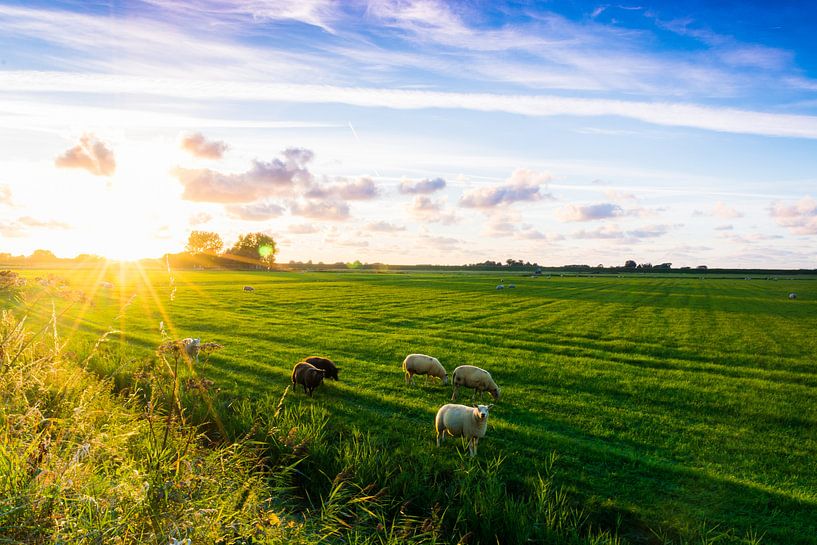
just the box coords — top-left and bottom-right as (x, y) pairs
(1, 0), (816, 267)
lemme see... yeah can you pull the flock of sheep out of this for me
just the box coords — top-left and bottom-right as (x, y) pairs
(289, 353), (501, 457)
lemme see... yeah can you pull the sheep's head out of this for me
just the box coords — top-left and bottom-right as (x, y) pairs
(473, 404), (491, 422)
(442, 372), (449, 385)
(489, 387), (500, 400)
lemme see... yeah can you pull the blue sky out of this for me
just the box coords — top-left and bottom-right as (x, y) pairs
(1, 0), (816, 266)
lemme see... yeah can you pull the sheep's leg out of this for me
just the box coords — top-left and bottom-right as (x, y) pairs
(436, 429), (443, 447)
(451, 386), (458, 401)
(470, 437), (478, 457)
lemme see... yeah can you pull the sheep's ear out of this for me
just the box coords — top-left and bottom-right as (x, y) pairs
(488, 404), (494, 409)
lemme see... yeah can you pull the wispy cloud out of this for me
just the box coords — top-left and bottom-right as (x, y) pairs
(365, 221), (406, 232)
(0, 185), (12, 206)
(54, 134), (115, 176)
(180, 132), (229, 159)
(7, 71), (817, 139)
(572, 223), (676, 241)
(288, 223), (321, 234)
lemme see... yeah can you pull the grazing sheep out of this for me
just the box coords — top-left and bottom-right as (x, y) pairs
(789, 293), (797, 300)
(291, 361), (326, 396)
(496, 284), (505, 290)
(403, 354), (448, 385)
(435, 403), (493, 457)
(304, 356), (340, 380)
(451, 365), (500, 402)
(508, 283), (516, 289)
(243, 286), (255, 291)
(100, 281), (114, 289)
(181, 337), (201, 363)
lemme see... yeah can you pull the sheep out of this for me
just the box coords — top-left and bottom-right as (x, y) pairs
(243, 286), (255, 291)
(100, 281), (114, 289)
(291, 361), (326, 396)
(181, 337), (201, 363)
(435, 403), (493, 457)
(496, 284), (505, 290)
(403, 354), (448, 385)
(508, 283), (516, 289)
(304, 356), (340, 381)
(789, 293), (797, 300)
(451, 365), (500, 402)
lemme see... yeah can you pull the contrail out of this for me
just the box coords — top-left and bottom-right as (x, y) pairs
(348, 121), (380, 177)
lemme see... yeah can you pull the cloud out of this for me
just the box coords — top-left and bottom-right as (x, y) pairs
(398, 177), (446, 194)
(306, 176), (379, 200)
(288, 223), (320, 234)
(226, 201), (285, 221)
(174, 148), (313, 203)
(0, 185), (11, 205)
(188, 212), (213, 225)
(366, 221), (406, 232)
(558, 202), (623, 222)
(180, 132), (229, 159)
(712, 201), (743, 219)
(714, 224), (734, 231)
(410, 196), (459, 224)
(54, 134), (115, 176)
(460, 169), (551, 208)
(17, 216), (71, 229)
(604, 189), (638, 202)
(290, 199), (350, 220)
(769, 196), (817, 235)
(1, 215), (71, 236)
(11, 71), (817, 139)
(573, 223), (676, 241)
(336, 177), (379, 200)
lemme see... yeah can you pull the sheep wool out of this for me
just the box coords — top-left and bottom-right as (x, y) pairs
(435, 403), (493, 457)
(451, 365), (500, 401)
(403, 354), (448, 385)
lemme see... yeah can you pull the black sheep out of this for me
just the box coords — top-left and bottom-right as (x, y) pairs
(291, 361), (326, 396)
(304, 356), (340, 381)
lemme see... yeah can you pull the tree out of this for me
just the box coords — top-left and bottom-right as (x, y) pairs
(624, 260), (637, 269)
(30, 249), (57, 262)
(186, 231), (223, 255)
(227, 232), (277, 268)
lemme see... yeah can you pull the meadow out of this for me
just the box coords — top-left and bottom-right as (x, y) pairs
(5, 265), (817, 544)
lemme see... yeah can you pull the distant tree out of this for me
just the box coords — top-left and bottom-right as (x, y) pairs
(30, 249), (57, 262)
(227, 232), (277, 268)
(624, 260), (637, 269)
(696, 265), (708, 270)
(186, 231), (223, 255)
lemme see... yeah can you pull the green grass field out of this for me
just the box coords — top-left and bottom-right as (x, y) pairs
(10, 266), (817, 544)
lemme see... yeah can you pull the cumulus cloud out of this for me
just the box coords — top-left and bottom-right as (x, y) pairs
(713, 201), (743, 219)
(17, 216), (71, 229)
(290, 199), (350, 221)
(366, 221), (406, 232)
(288, 223), (320, 234)
(180, 132), (229, 159)
(398, 177), (446, 194)
(459, 168), (551, 208)
(410, 196), (459, 224)
(226, 201), (285, 221)
(558, 202), (623, 222)
(769, 196), (817, 235)
(55, 134), (115, 176)
(174, 148), (313, 203)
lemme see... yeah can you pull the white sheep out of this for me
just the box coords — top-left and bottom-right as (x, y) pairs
(403, 354), (448, 385)
(181, 337), (201, 363)
(451, 365), (500, 402)
(496, 284), (505, 290)
(508, 283), (516, 289)
(789, 293), (797, 300)
(243, 286), (255, 291)
(435, 403), (493, 457)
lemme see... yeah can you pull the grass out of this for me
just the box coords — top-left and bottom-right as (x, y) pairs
(4, 264), (816, 544)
